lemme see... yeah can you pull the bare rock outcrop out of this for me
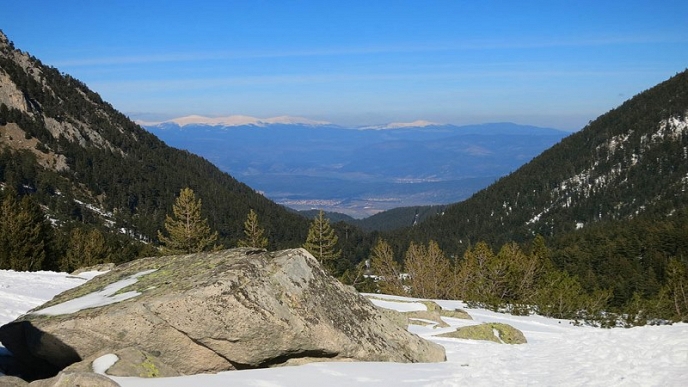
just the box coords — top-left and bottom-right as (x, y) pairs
(0, 248), (445, 380)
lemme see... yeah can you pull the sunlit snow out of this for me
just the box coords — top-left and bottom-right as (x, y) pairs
(30, 269), (156, 316)
(0, 269), (686, 386)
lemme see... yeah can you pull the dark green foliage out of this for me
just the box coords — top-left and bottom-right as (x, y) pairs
(237, 209), (269, 248)
(303, 210), (341, 274)
(403, 69), (688, 252)
(0, 190), (55, 271)
(373, 70), (688, 323)
(548, 211), (688, 316)
(353, 205), (447, 232)
(59, 227), (110, 272)
(158, 187), (220, 254)
(0, 31), (311, 272)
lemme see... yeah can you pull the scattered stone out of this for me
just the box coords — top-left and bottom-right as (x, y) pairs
(405, 310), (450, 328)
(440, 308), (473, 320)
(437, 323), (527, 344)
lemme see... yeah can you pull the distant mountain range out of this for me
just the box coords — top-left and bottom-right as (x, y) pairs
(143, 119), (569, 218)
(138, 115), (331, 127)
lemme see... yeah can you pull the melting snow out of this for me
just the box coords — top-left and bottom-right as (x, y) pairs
(31, 269), (156, 315)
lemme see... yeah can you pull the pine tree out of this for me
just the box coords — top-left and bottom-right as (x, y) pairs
(0, 193), (52, 271)
(533, 269), (587, 319)
(60, 227), (110, 272)
(157, 187), (220, 254)
(662, 258), (688, 322)
(369, 238), (404, 295)
(452, 241), (496, 304)
(404, 240), (451, 299)
(303, 210), (340, 273)
(237, 209), (268, 249)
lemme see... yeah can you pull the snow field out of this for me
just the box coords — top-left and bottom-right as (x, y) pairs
(1, 270), (686, 386)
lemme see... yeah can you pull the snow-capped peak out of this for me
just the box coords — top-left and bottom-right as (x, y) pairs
(138, 115), (330, 127)
(360, 120), (442, 130)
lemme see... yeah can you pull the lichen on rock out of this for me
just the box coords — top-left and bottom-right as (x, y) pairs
(0, 248), (445, 380)
(437, 322), (527, 344)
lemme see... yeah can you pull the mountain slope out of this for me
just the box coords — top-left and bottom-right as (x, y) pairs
(0, 30), (308, 254)
(411, 69), (688, 250)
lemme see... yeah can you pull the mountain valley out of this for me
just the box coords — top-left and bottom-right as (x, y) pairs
(144, 119), (568, 218)
(1, 28), (687, 324)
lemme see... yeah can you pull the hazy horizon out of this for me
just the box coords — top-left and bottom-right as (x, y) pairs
(3, 1), (687, 132)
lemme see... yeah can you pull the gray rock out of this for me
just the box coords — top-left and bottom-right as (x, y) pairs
(0, 375), (29, 386)
(376, 306), (409, 329)
(1, 248), (445, 378)
(28, 371), (119, 387)
(437, 322), (527, 344)
(0, 321), (80, 381)
(93, 347), (180, 378)
(440, 308), (473, 320)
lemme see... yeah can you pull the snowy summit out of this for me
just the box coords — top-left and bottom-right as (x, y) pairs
(138, 115), (331, 127)
(360, 120), (442, 130)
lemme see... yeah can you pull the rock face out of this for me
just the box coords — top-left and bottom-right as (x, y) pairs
(0, 248), (445, 379)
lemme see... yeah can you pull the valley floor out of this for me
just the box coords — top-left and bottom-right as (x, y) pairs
(1, 270), (686, 386)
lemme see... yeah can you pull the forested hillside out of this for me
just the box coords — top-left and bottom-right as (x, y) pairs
(0, 30), (310, 270)
(375, 70), (688, 322)
(408, 69), (688, 250)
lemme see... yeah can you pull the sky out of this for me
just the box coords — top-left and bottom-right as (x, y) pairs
(2, 1), (688, 130)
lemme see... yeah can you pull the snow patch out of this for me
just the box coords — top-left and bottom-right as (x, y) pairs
(368, 298), (428, 312)
(31, 269), (156, 315)
(93, 354), (119, 375)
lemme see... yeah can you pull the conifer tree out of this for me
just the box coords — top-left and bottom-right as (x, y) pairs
(661, 258), (688, 322)
(369, 238), (404, 295)
(157, 187), (220, 254)
(404, 240), (451, 299)
(0, 193), (52, 271)
(237, 209), (268, 249)
(60, 227), (110, 272)
(452, 241), (496, 303)
(303, 210), (340, 273)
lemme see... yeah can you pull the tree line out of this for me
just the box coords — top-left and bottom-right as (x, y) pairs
(2, 181), (686, 325)
(363, 235), (687, 326)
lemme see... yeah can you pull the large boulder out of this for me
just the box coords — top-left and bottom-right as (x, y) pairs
(0, 248), (445, 379)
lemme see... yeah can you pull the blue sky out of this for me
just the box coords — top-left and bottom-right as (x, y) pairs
(2, 1), (687, 130)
